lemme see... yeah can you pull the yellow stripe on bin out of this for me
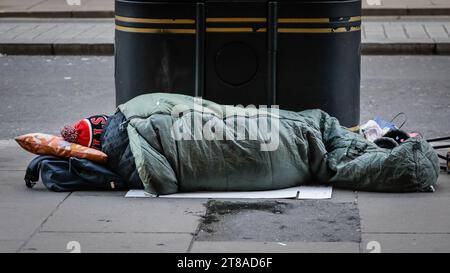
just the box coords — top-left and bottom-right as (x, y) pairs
(115, 25), (359, 34)
(206, 27), (267, 33)
(115, 25), (196, 34)
(279, 18), (330, 23)
(347, 125), (361, 132)
(115, 21), (360, 33)
(278, 26), (360, 33)
(115, 15), (360, 25)
(115, 15), (195, 24)
(206, 17), (267, 23)
(347, 16), (362, 22)
(278, 16), (361, 23)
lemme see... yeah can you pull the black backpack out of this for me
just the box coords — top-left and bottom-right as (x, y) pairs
(25, 156), (128, 192)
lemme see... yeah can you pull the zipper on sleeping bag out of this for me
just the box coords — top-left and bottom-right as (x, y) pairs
(119, 115), (143, 131)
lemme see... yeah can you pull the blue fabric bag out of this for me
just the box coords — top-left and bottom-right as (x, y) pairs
(25, 156), (127, 192)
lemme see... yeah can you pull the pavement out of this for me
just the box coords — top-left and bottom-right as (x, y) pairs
(1, 17), (450, 55)
(0, 0), (114, 18)
(0, 55), (449, 253)
(1, 0), (450, 55)
(1, 0), (450, 254)
(1, 0), (450, 17)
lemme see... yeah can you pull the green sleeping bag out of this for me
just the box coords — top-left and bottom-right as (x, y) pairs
(117, 93), (439, 195)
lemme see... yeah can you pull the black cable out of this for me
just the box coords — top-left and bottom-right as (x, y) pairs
(427, 136), (450, 142)
(432, 144), (450, 149)
(390, 112), (407, 129)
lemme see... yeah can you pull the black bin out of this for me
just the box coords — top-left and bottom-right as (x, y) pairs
(115, 0), (361, 127)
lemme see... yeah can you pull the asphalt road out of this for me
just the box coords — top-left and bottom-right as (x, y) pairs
(0, 55), (449, 139)
(361, 55), (450, 138)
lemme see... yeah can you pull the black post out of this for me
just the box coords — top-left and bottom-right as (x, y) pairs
(267, 1), (278, 106)
(195, 2), (205, 97)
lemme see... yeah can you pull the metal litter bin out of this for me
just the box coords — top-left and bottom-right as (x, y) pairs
(115, 0), (361, 127)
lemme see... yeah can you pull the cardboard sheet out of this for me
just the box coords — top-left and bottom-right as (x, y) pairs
(125, 186), (332, 200)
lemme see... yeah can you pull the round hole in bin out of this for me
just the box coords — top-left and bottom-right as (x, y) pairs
(215, 42), (258, 87)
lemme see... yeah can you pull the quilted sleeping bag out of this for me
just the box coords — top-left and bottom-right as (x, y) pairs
(101, 93), (439, 195)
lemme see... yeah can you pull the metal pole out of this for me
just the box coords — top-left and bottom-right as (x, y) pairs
(195, 2), (205, 97)
(267, 1), (278, 106)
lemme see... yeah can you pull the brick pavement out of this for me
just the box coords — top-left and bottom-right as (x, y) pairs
(1, 0), (450, 17)
(1, 17), (450, 55)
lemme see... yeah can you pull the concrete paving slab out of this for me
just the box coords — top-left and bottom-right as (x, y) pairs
(196, 200), (361, 243)
(330, 189), (357, 203)
(0, 140), (35, 171)
(424, 25), (450, 39)
(403, 24), (429, 39)
(0, 240), (24, 253)
(27, 0), (90, 12)
(0, 170), (68, 241)
(0, 170), (67, 202)
(378, 1), (408, 8)
(31, 24), (76, 41)
(13, 24), (57, 40)
(385, 37), (435, 43)
(361, 233), (450, 253)
(41, 195), (206, 233)
(383, 24), (408, 39)
(20, 232), (193, 253)
(0, 24), (16, 34)
(358, 194), (450, 233)
(0, 0), (44, 11)
(0, 24), (37, 40)
(427, 175), (450, 197)
(190, 241), (359, 253)
(0, 196), (68, 240)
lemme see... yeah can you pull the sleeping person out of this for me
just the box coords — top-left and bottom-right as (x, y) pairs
(60, 93), (440, 195)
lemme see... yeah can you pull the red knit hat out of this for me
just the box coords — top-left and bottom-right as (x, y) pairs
(61, 115), (108, 150)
